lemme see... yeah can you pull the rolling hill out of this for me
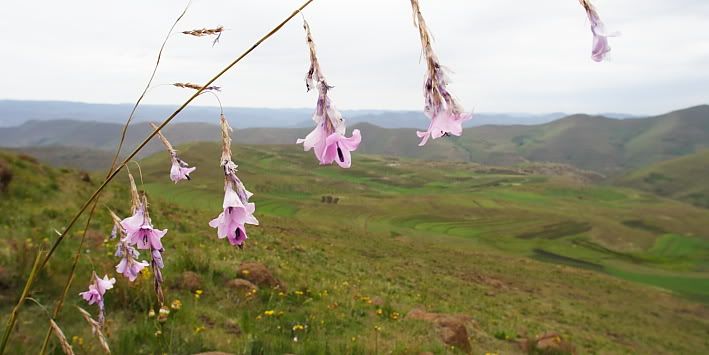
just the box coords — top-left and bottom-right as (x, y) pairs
(616, 149), (709, 208)
(1, 105), (707, 175)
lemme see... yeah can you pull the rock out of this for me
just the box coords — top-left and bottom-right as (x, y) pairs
(79, 171), (92, 183)
(517, 331), (576, 355)
(407, 308), (473, 353)
(534, 332), (576, 354)
(225, 278), (258, 293)
(180, 271), (202, 291)
(237, 262), (285, 290)
(225, 319), (241, 335)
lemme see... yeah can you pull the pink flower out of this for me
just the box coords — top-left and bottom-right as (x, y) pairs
(416, 111), (472, 146)
(115, 242), (149, 282)
(321, 129), (362, 168)
(580, 0), (617, 62)
(170, 156), (196, 183)
(79, 273), (115, 325)
(209, 184), (258, 247)
(297, 20), (361, 167)
(410, 0), (472, 145)
(125, 219), (167, 251)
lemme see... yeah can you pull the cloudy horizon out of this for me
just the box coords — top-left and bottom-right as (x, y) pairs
(0, 0), (707, 116)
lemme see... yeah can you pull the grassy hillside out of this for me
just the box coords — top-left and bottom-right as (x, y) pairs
(616, 149), (709, 208)
(3, 105), (707, 175)
(0, 147), (708, 354)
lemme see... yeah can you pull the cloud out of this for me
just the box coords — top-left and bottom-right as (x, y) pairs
(0, 0), (706, 116)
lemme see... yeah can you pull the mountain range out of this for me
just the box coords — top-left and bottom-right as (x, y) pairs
(0, 99), (639, 128)
(1, 105), (706, 175)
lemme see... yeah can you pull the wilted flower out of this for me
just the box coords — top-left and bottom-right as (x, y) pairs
(209, 115), (259, 247)
(297, 20), (361, 168)
(579, 0), (618, 62)
(410, 0), (472, 146)
(150, 122), (196, 183)
(79, 272), (115, 326)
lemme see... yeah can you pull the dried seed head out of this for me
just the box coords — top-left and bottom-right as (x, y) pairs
(219, 114), (233, 164)
(150, 122), (176, 155)
(127, 172), (141, 214)
(172, 82), (221, 92)
(303, 20), (327, 92)
(76, 306), (111, 354)
(182, 26), (224, 37)
(50, 319), (75, 355)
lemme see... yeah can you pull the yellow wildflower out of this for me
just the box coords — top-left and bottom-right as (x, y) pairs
(170, 299), (182, 310)
(194, 326), (206, 334)
(264, 310), (275, 316)
(376, 308), (383, 316)
(294, 290), (304, 296)
(292, 324), (305, 331)
(148, 309), (156, 318)
(71, 335), (84, 346)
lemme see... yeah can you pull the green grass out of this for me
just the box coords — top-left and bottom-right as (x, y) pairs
(1, 146), (709, 354)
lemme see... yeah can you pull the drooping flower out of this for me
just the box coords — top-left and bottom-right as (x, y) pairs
(150, 122), (196, 183)
(410, 0), (472, 146)
(79, 272), (115, 326)
(579, 0), (618, 62)
(296, 20), (361, 167)
(209, 115), (259, 248)
(115, 240), (149, 282)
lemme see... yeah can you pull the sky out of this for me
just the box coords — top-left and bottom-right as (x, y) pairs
(0, 0), (707, 116)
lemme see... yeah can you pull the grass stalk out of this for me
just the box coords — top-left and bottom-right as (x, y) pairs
(0, 0), (315, 352)
(0, 250), (45, 354)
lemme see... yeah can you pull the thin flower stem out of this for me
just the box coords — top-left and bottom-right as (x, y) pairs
(0, 250), (45, 354)
(0, 1), (315, 353)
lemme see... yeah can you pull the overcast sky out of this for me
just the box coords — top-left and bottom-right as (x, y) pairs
(1, 0), (707, 115)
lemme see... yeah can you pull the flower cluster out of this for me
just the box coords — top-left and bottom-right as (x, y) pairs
(117, 172), (169, 303)
(409, 0), (472, 146)
(578, 0), (618, 62)
(209, 115), (259, 247)
(297, 20), (361, 168)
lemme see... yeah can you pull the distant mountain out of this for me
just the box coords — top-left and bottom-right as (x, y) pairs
(1, 99), (586, 129)
(1, 105), (706, 174)
(616, 149), (709, 208)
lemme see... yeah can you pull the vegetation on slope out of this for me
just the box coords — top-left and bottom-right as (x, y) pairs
(0, 147), (708, 354)
(617, 149), (709, 209)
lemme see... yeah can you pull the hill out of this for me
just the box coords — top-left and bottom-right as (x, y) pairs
(0, 99), (571, 128)
(2, 105), (707, 174)
(1, 146), (707, 353)
(616, 149), (709, 208)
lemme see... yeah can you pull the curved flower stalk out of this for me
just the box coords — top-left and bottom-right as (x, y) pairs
(119, 172), (168, 304)
(150, 122), (196, 183)
(578, 0), (618, 62)
(409, 0), (472, 146)
(296, 20), (361, 168)
(79, 272), (115, 326)
(209, 115), (259, 248)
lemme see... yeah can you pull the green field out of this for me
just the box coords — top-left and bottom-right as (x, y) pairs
(1, 145), (708, 354)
